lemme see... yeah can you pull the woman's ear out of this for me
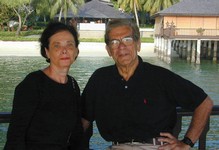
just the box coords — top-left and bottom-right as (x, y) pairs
(75, 48), (79, 60)
(45, 47), (50, 59)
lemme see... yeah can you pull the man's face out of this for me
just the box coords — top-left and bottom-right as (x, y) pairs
(106, 25), (140, 68)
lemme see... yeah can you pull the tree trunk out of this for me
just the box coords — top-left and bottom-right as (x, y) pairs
(16, 14), (22, 36)
(44, 15), (47, 22)
(134, 2), (139, 27)
(58, 7), (63, 22)
(13, 8), (22, 36)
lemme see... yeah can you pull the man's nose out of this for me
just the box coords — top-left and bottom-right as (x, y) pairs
(118, 41), (126, 48)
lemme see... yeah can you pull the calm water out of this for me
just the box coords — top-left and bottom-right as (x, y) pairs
(0, 56), (218, 149)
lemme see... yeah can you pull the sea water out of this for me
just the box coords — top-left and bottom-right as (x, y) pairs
(0, 56), (218, 149)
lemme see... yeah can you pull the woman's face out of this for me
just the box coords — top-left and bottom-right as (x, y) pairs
(46, 30), (78, 69)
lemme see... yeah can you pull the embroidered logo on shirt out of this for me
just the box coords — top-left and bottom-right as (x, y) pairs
(143, 99), (147, 104)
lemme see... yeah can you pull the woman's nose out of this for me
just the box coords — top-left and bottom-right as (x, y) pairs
(61, 46), (67, 54)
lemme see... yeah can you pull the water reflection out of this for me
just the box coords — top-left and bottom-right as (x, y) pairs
(0, 56), (218, 149)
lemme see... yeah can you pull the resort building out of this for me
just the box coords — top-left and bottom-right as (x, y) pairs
(153, 0), (219, 64)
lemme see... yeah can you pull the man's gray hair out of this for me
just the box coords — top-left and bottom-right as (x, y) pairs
(104, 19), (140, 45)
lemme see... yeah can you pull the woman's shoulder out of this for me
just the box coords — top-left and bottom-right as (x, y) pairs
(16, 70), (42, 89)
(19, 70), (43, 86)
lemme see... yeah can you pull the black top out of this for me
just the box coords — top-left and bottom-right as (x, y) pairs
(81, 56), (207, 142)
(4, 70), (83, 150)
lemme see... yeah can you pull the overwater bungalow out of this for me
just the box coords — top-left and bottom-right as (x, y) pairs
(153, 0), (219, 64)
(54, 0), (133, 38)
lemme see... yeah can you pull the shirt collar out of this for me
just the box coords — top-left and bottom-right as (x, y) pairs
(112, 55), (144, 80)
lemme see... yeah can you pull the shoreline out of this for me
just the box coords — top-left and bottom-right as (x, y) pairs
(0, 41), (156, 57)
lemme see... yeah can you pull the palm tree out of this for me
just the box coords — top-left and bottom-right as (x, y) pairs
(50, 0), (84, 22)
(118, 0), (142, 27)
(31, 0), (84, 22)
(143, 0), (180, 15)
(31, 0), (53, 22)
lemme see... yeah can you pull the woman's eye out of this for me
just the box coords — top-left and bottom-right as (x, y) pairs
(67, 43), (75, 49)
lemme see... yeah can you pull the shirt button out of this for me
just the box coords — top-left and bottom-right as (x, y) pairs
(125, 86), (128, 89)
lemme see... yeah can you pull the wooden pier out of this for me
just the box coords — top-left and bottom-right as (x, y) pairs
(154, 27), (219, 64)
(152, 0), (219, 64)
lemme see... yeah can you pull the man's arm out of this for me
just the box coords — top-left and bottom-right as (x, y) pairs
(184, 96), (213, 143)
(81, 118), (93, 149)
(158, 96), (213, 150)
(82, 118), (91, 131)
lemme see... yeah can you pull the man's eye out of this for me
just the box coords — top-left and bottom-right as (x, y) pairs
(123, 37), (133, 42)
(111, 40), (119, 45)
(54, 45), (60, 48)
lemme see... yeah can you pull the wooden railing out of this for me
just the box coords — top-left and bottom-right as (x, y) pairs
(0, 105), (219, 149)
(161, 28), (219, 38)
(173, 105), (219, 149)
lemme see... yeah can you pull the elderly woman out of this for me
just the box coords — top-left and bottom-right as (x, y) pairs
(4, 22), (84, 150)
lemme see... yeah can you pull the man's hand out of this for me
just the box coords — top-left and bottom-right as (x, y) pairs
(158, 132), (191, 150)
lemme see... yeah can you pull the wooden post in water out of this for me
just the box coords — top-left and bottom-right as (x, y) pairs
(191, 40), (196, 63)
(154, 36), (158, 53)
(158, 37), (162, 58)
(187, 40), (191, 62)
(161, 38), (164, 60)
(182, 40), (187, 59)
(213, 41), (217, 62)
(207, 41), (212, 59)
(175, 40), (179, 54)
(167, 39), (172, 64)
(202, 41), (207, 58)
(196, 39), (201, 64)
(179, 40), (183, 58)
(164, 38), (167, 61)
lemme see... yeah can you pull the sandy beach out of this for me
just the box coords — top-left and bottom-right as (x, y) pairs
(0, 41), (156, 57)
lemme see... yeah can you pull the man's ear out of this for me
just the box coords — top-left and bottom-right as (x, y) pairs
(105, 45), (112, 57)
(137, 40), (141, 52)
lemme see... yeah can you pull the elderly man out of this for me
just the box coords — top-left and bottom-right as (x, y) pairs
(81, 19), (213, 150)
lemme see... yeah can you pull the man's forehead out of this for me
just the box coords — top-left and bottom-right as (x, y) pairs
(109, 26), (132, 37)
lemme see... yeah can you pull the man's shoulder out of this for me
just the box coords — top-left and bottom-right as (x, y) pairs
(95, 65), (114, 74)
(142, 61), (167, 71)
(141, 61), (175, 78)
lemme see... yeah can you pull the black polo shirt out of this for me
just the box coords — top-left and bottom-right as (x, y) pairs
(81, 56), (207, 142)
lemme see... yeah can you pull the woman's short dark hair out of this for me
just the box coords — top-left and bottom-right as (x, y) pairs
(39, 21), (79, 62)
(104, 19), (140, 45)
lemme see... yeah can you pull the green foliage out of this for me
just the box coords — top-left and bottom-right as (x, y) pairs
(31, 0), (85, 21)
(1, 0), (30, 7)
(0, 4), (16, 25)
(0, 30), (42, 41)
(141, 37), (154, 43)
(142, 0), (180, 15)
(0, 30), (154, 43)
(79, 38), (104, 42)
(118, 0), (142, 12)
(20, 30), (43, 36)
(1, 0), (34, 35)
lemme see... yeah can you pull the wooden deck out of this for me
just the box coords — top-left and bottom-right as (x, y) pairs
(0, 105), (219, 149)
